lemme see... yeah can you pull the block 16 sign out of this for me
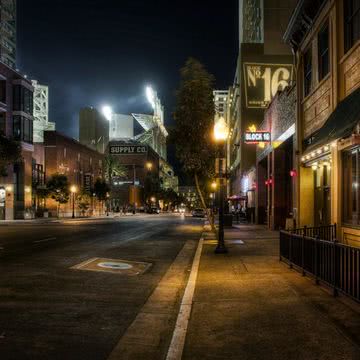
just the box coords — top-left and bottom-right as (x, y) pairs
(244, 131), (271, 144)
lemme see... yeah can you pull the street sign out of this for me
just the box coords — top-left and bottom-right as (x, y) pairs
(244, 131), (271, 144)
(109, 145), (147, 155)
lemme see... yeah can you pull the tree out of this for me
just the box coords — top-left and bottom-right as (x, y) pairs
(0, 134), (22, 177)
(173, 58), (216, 228)
(77, 191), (91, 217)
(93, 178), (110, 214)
(104, 155), (128, 183)
(46, 174), (70, 217)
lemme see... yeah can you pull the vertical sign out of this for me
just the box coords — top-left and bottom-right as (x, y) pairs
(243, 63), (293, 108)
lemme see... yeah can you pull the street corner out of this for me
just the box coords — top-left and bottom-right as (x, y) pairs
(71, 258), (152, 276)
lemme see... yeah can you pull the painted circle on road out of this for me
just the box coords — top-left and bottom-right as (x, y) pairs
(98, 262), (133, 270)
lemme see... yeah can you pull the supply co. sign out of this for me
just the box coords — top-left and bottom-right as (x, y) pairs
(110, 145), (148, 155)
(243, 63), (293, 108)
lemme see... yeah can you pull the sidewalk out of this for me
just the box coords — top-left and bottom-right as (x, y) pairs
(182, 224), (360, 360)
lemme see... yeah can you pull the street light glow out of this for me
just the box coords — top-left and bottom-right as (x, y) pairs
(146, 86), (155, 109)
(214, 117), (229, 142)
(102, 105), (113, 121)
(146, 162), (153, 171)
(70, 185), (78, 193)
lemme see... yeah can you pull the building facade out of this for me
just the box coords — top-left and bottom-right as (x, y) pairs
(0, 62), (34, 220)
(0, 0), (16, 69)
(228, 0), (297, 202)
(32, 80), (55, 143)
(284, 0), (360, 246)
(79, 107), (109, 154)
(109, 113), (134, 141)
(44, 131), (104, 217)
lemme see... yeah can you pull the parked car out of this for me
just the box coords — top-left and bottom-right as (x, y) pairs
(148, 207), (160, 214)
(192, 208), (205, 218)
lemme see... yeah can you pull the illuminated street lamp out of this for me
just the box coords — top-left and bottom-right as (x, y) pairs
(70, 185), (77, 219)
(214, 117), (229, 254)
(146, 162), (153, 171)
(211, 181), (217, 191)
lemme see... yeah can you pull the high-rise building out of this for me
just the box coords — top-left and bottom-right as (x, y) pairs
(79, 107), (109, 154)
(31, 80), (55, 143)
(213, 90), (229, 118)
(228, 0), (297, 199)
(0, 0), (16, 68)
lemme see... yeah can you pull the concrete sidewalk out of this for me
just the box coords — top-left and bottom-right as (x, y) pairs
(182, 225), (360, 360)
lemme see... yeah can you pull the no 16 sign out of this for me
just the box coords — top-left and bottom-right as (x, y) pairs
(243, 63), (293, 108)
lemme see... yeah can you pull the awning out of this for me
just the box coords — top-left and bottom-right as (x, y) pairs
(304, 87), (360, 151)
(228, 195), (247, 201)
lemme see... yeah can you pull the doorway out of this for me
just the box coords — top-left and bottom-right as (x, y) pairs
(314, 165), (331, 226)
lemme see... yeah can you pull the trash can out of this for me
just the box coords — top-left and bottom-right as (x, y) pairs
(224, 214), (233, 227)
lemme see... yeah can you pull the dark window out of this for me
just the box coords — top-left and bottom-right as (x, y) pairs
(343, 148), (360, 225)
(0, 112), (5, 135)
(0, 80), (6, 103)
(13, 115), (33, 143)
(344, 0), (360, 53)
(13, 85), (33, 115)
(303, 48), (312, 97)
(318, 23), (330, 81)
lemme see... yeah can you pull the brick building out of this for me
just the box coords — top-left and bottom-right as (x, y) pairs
(43, 131), (104, 217)
(0, 62), (34, 220)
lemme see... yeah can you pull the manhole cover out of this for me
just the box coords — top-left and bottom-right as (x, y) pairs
(71, 258), (151, 276)
(98, 262), (133, 270)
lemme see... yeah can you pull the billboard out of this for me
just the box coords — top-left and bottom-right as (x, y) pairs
(243, 63), (293, 108)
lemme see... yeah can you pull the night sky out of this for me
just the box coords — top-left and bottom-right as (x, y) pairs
(17, 0), (238, 174)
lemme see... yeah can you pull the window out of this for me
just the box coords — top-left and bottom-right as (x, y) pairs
(343, 148), (360, 225)
(303, 48), (312, 97)
(0, 80), (6, 103)
(0, 113), (5, 135)
(344, 0), (360, 53)
(13, 115), (33, 143)
(13, 85), (33, 115)
(318, 23), (330, 81)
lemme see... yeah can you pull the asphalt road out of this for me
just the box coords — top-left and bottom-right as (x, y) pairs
(0, 214), (202, 360)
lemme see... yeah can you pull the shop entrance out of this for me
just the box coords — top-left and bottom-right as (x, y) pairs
(314, 165), (331, 226)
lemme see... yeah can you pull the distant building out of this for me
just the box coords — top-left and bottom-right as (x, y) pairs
(0, 62), (34, 220)
(31, 80), (55, 143)
(213, 90), (229, 118)
(44, 131), (104, 217)
(79, 107), (109, 154)
(0, 0), (16, 68)
(109, 113), (134, 140)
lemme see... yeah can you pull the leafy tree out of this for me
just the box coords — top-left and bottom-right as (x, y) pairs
(0, 134), (22, 177)
(173, 58), (216, 227)
(77, 191), (91, 216)
(104, 155), (128, 183)
(93, 178), (110, 214)
(46, 174), (70, 217)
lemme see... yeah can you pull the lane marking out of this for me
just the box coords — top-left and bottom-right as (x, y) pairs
(33, 237), (56, 244)
(166, 237), (203, 360)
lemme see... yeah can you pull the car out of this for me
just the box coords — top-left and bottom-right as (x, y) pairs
(192, 208), (206, 218)
(148, 207), (160, 214)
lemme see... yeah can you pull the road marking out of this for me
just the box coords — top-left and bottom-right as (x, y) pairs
(165, 237), (203, 360)
(33, 237), (56, 244)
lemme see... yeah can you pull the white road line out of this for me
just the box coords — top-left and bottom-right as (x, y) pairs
(166, 237), (204, 360)
(33, 237), (56, 244)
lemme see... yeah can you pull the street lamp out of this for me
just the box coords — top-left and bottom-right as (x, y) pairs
(106, 192), (110, 216)
(214, 117), (229, 254)
(70, 185), (77, 219)
(146, 162), (153, 171)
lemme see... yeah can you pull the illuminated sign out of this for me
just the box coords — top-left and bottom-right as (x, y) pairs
(110, 145), (148, 155)
(244, 131), (271, 144)
(244, 63), (293, 108)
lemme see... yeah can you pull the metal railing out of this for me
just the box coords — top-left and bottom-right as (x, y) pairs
(289, 224), (337, 242)
(280, 228), (360, 303)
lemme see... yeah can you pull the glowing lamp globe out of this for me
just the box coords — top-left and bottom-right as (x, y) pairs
(214, 117), (229, 142)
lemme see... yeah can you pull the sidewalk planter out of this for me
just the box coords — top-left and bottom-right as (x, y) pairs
(280, 228), (360, 303)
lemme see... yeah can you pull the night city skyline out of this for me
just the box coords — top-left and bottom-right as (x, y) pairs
(17, 0), (238, 138)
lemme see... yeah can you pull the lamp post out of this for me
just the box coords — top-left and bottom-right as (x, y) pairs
(70, 185), (77, 219)
(214, 117), (229, 254)
(106, 192), (110, 216)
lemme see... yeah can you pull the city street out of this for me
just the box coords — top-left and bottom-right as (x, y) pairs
(0, 214), (202, 360)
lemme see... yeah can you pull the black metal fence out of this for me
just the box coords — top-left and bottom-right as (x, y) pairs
(280, 228), (360, 303)
(288, 224), (337, 242)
